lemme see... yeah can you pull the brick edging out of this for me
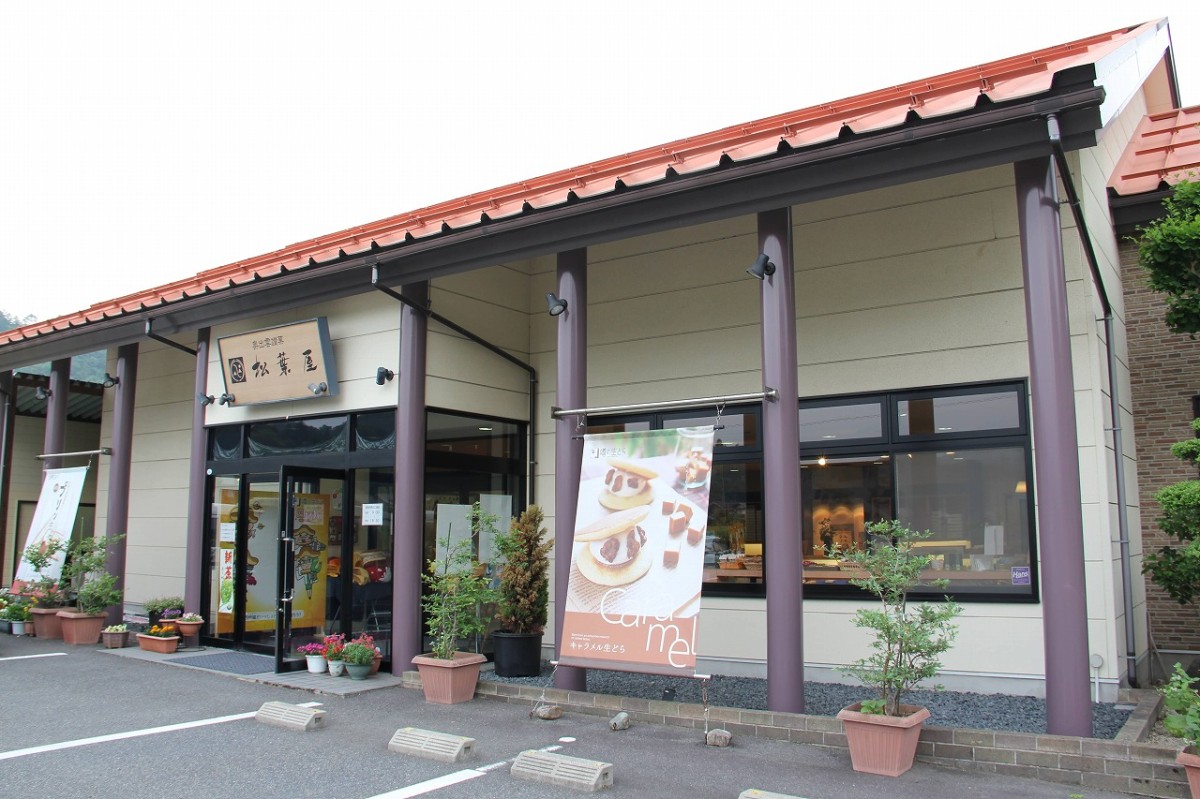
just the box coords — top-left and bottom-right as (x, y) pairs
(402, 673), (1192, 798)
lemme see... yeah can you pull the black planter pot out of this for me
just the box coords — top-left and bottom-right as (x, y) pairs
(491, 631), (543, 677)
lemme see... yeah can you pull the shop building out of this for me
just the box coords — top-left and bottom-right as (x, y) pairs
(0, 19), (1188, 735)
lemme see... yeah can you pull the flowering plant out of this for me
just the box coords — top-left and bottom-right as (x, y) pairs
(25, 580), (68, 608)
(323, 633), (345, 661)
(3, 600), (31, 621)
(178, 613), (203, 623)
(341, 642), (375, 666)
(103, 624), (128, 633)
(297, 642), (327, 656)
(351, 632), (375, 650)
(142, 624), (178, 638)
(160, 608), (183, 621)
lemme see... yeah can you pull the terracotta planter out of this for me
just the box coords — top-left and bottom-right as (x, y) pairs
(101, 630), (129, 648)
(411, 652), (487, 704)
(174, 620), (203, 639)
(136, 633), (180, 654)
(837, 703), (931, 777)
(30, 607), (64, 639)
(57, 610), (107, 645)
(369, 652), (383, 675)
(1179, 747), (1200, 799)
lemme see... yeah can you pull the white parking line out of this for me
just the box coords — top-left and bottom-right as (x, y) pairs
(0, 701), (322, 761)
(0, 652), (67, 662)
(366, 770), (487, 798)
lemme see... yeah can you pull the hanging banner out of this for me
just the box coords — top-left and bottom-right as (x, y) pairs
(13, 466), (90, 587)
(559, 426), (714, 676)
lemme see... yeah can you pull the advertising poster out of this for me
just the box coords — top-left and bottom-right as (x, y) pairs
(560, 427), (714, 676)
(14, 466), (90, 588)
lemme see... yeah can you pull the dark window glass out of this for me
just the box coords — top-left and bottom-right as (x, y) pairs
(355, 411), (396, 451)
(896, 390), (1021, 437)
(894, 446), (1032, 595)
(799, 402), (883, 443)
(427, 411), (520, 459)
(703, 461), (763, 586)
(663, 410), (759, 451)
(801, 455), (894, 562)
(209, 425), (243, 460)
(246, 416), (349, 457)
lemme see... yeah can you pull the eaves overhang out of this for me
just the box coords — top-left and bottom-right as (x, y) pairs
(0, 87), (1106, 372)
(0, 19), (1170, 373)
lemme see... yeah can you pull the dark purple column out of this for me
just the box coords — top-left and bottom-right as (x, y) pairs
(184, 329), (210, 616)
(104, 343), (138, 625)
(0, 371), (14, 573)
(553, 249), (587, 691)
(1014, 157), (1092, 736)
(758, 208), (805, 712)
(392, 281), (429, 673)
(43, 358), (71, 470)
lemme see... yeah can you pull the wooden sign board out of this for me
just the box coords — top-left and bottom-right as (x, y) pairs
(217, 318), (338, 405)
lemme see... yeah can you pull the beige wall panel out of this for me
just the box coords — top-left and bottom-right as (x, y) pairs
(798, 343), (1029, 398)
(131, 428), (192, 462)
(426, 376), (528, 421)
(127, 458), (191, 492)
(435, 264), (531, 315)
(694, 603), (768, 658)
(427, 333), (529, 395)
(590, 216), (754, 268)
(127, 487), (191, 521)
(587, 235), (759, 307)
(428, 291), (530, 355)
(126, 401), (194, 436)
(790, 166), (1014, 225)
(125, 542), (186, 578)
(588, 282), (760, 347)
(589, 326), (760, 388)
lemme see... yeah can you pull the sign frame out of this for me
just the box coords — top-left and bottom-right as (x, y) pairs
(216, 317), (338, 405)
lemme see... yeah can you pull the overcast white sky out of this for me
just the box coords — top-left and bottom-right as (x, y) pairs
(2, 2), (1197, 323)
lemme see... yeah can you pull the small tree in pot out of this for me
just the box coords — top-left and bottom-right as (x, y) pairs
(58, 535), (124, 645)
(491, 505), (552, 677)
(413, 507), (497, 703)
(827, 520), (961, 777)
(1161, 663), (1200, 799)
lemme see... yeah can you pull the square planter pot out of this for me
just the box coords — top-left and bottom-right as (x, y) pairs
(136, 633), (181, 654)
(30, 607), (64, 640)
(1179, 747), (1200, 799)
(101, 630), (129, 648)
(412, 652), (487, 704)
(837, 703), (931, 777)
(57, 610), (107, 645)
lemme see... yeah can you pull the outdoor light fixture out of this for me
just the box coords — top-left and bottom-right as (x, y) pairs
(101, 372), (120, 388)
(197, 393), (215, 406)
(375, 367), (394, 385)
(308, 382), (329, 396)
(34, 386), (51, 401)
(545, 292), (568, 317)
(218, 393), (236, 406)
(746, 253), (776, 280)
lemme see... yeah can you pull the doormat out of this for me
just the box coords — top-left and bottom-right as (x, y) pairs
(171, 652), (276, 675)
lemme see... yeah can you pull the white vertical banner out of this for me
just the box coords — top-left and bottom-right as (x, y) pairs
(14, 466), (90, 585)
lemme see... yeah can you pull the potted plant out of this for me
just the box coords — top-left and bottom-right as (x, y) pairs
(297, 641), (328, 673)
(4, 599), (31, 636)
(342, 641), (376, 680)
(324, 633), (346, 676)
(21, 536), (69, 639)
(136, 624), (181, 654)
(412, 516), (497, 704)
(827, 520), (962, 777)
(1161, 662), (1200, 798)
(174, 612), (204, 640)
(491, 505), (552, 677)
(144, 596), (184, 628)
(0, 595), (9, 634)
(351, 632), (383, 675)
(58, 535), (124, 645)
(101, 623), (129, 648)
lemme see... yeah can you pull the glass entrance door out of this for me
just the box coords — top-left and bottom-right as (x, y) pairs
(276, 467), (345, 672)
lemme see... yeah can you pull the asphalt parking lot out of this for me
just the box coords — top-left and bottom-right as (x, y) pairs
(0, 633), (1137, 799)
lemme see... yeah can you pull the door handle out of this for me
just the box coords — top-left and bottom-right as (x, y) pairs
(280, 590), (294, 604)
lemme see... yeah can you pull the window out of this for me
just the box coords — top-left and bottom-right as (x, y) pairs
(804, 382), (1035, 600)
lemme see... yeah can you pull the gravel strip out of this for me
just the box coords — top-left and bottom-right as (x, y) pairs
(485, 666), (1133, 739)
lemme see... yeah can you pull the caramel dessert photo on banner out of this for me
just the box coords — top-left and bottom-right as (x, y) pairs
(573, 506), (653, 587)
(598, 459), (658, 509)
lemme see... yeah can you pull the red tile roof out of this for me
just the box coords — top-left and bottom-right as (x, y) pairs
(1108, 106), (1200, 196)
(0, 19), (1167, 348)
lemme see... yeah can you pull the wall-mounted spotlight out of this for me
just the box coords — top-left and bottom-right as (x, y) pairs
(375, 367), (395, 385)
(218, 393), (235, 406)
(197, 393), (215, 406)
(545, 292), (568, 317)
(34, 386), (52, 401)
(746, 253), (776, 280)
(101, 372), (120, 388)
(307, 382), (329, 396)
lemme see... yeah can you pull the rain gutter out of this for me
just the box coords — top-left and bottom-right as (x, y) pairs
(1046, 113), (1138, 687)
(370, 264), (537, 507)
